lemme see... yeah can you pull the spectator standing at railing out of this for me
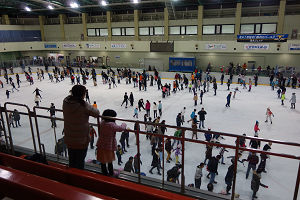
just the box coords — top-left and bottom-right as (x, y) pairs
(13, 109), (21, 128)
(96, 109), (126, 176)
(63, 85), (100, 170)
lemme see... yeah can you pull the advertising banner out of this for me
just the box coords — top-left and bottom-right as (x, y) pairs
(86, 43), (100, 48)
(237, 34), (288, 42)
(111, 43), (126, 48)
(244, 44), (270, 50)
(289, 44), (300, 50)
(44, 44), (57, 48)
(205, 44), (227, 50)
(63, 43), (77, 48)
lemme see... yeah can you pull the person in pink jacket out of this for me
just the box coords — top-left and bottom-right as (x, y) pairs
(254, 121), (260, 135)
(145, 100), (151, 117)
(96, 109), (127, 176)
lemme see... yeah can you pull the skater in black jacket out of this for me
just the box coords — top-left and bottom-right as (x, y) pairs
(129, 92), (134, 106)
(121, 92), (129, 108)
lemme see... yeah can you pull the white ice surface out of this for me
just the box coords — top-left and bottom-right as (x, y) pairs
(0, 71), (300, 200)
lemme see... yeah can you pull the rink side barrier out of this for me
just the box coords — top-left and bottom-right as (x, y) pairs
(1, 103), (300, 200)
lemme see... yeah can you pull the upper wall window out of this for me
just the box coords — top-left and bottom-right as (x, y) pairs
(87, 29), (96, 36)
(261, 24), (276, 33)
(125, 27), (135, 36)
(186, 26), (197, 35)
(139, 27), (149, 36)
(154, 27), (164, 35)
(112, 28), (121, 36)
(99, 28), (108, 36)
(240, 23), (277, 34)
(240, 24), (255, 34)
(222, 25), (235, 34)
(112, 27), (135, 36)
(203, 25), (215, 34)
(169, 26), (181, 35)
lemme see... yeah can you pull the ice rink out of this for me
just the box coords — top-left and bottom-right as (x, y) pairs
(1, 68), (300, 200)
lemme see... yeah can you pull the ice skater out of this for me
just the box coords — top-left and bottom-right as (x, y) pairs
(233, 87), (240, 98)
(254, 121), (260, 135)
(200, 90), (204, 104)
(121, 92), (129, 108)
(198, 108), (207, 129)
(133, 107), (138, 118)
(193, 93), (198, 106)
(251, 168), (268, 199)
(129, 92), (134, 106)
(281, 91), (286, 105)
(6, 90), (11, 99)
(290, 93), (296, 109)
(33, 88), (42, 99)
(34, 95), (41, 106)
(225, 92), (232, 107)
(265, 108), (274, 124)
(85, 90), (90, 103)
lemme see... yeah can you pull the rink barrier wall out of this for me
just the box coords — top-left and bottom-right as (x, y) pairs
(0, 66), (287, 86)
(1, 102), (300, 200)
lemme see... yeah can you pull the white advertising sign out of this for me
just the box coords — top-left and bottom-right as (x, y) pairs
(244, 44), (269, 50)
(111, 43), (127, 49)
(205, 44), (227, 50)
(289, 44), (300, 50)
(86, 43), (100, 48)
(63, 43), (77, 48)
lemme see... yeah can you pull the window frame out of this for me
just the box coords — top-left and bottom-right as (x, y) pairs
(240, 23), (277, 34)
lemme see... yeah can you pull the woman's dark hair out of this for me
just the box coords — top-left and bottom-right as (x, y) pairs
(69, 85), (86, 106)
(102, 109), (117, 122)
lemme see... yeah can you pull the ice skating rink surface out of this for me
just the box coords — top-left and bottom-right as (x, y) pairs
(1, 72), (300, 200)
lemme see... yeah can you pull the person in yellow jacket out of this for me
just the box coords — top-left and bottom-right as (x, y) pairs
(281, 92), (285, 105)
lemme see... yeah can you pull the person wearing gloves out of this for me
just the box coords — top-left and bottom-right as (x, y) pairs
(251, 168), (268, 199)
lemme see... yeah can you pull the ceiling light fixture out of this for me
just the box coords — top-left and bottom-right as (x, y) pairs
(133, 0), (138, 4)
(70, 2), (79, 8)
(101, 0), (107, 6)
(25, 6), (31, 11)
(48, 5), (54, 10)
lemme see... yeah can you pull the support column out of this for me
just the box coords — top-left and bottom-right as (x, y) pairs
(59, 14), (66, 41)
(234, 2), (242, 37)
(106, 11), (112, 41)
(197, 5), (203, 40)
(277, 0), (286, 34)
(39, 16), (45, 41)
(82, 13), (88, 41)
(164, 7), (169, 41)
(2, 15), (10, 25)
(134, 10), (139, 41)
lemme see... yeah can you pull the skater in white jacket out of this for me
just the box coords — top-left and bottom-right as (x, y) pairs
(290, 93), (296, 109)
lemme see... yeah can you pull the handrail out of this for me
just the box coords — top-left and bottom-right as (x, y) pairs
(0, 103), (300, 200)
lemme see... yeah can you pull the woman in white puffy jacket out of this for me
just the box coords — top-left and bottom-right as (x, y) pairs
(153, 102), (158, 118)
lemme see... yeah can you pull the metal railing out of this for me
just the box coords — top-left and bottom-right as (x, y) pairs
(1, 102), (300, 200)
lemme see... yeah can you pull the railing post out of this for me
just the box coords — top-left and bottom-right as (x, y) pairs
(0, 107), (10, 151)
(136, 122), (141, 184)
(4, 108), (15, 155)
(162, 133), (165, 187)
(231, 136), (240, 200)
(181, 129), (185, 193)
(293, 162), (300, 200)
(32, 107), (43, 154)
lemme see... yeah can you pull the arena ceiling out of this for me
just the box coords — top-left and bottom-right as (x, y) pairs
(0, 0), (299, 16)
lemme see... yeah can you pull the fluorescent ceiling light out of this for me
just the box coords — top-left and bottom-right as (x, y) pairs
(48, 5), (54, 10)
(25, 6), (31, 11)
(133, 0), (138, 3)
(70, 2), (79, 8)
(101, 0), (107, 6)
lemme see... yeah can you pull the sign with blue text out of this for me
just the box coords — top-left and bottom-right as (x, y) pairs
(244, 44), (269, 50)
(289, 44), (300, 50)
(237, 34), (288, 42)
(44, 44), (57, 48)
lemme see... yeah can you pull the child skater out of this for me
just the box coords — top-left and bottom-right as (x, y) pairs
(265, 107), (274, 124)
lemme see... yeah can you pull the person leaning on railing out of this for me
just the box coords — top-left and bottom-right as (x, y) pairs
(63, 85), (100, 170)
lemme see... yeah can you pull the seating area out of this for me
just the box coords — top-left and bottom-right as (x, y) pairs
(0, 152), (196, 200)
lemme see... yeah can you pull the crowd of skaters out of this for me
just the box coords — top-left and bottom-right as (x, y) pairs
(0, 62), (299, 200)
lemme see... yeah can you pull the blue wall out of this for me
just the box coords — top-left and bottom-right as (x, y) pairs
(0, 30), (41, 42)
